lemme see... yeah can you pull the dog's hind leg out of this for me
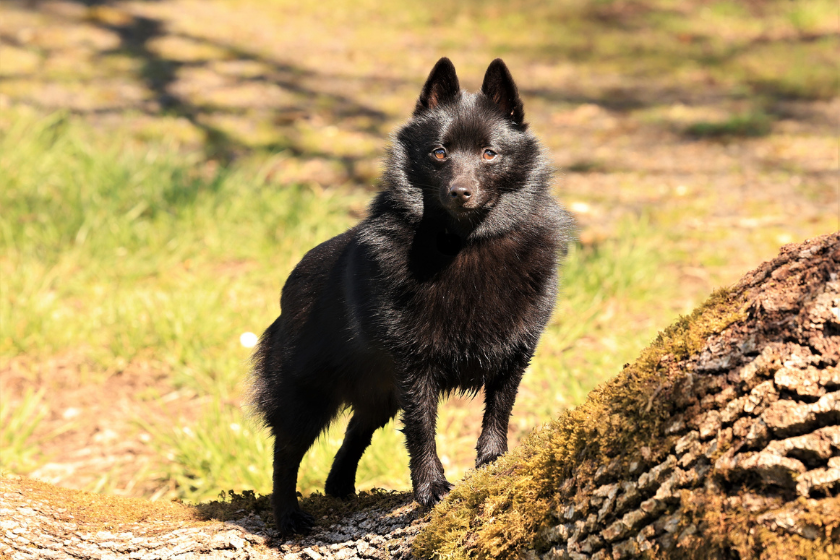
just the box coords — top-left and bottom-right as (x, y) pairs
(325, 396), (399, 498)
(270, 392), (337, 536)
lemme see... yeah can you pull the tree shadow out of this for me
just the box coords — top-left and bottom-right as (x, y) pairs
(194, 488), (419, 549)
(503, 0), (838, 124)
(2, 0), (836, 162)
(4, 0), (408, 176)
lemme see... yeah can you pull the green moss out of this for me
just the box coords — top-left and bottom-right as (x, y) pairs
(196, 489), (275, 522)
(413, 288), (747, 559)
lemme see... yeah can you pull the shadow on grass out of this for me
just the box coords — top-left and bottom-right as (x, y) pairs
(500, 0), (838, 107)
(3, 0), (836, 168)
(565, 159), (609, 174)
(4, 0), (400, 175)
(684, 112), (772, 140)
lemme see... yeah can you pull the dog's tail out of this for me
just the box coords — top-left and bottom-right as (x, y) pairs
(244, 316), (283, 426)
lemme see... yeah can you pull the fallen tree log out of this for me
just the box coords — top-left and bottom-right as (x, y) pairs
(2, 232), (838, 560)
(0, 479), (420, 559)
(415, 231), (840, 559)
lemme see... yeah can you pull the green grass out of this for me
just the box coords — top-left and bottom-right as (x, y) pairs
(1, 0), (835, 160)
(0, 113), (366, 390)
(519, 216), (668, 415)
(0, 388), (49, 474)
(685, 111), (772, 139)
(144, 402), (412, 502)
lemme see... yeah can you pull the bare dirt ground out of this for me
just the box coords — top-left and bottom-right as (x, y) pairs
(0, 354), (205, 497)
(1, 0), (837, 500)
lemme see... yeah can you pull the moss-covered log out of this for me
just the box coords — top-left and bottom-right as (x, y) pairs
(415, 232), (840, 560)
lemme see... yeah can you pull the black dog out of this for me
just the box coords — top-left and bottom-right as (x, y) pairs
(250, 57), (571, 535)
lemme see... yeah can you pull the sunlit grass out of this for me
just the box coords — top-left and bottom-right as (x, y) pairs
(685, 111), (772, 139)
(1, 0), (836, 161)
(147, 403), (414, 502)
(0, 113), (366, 392)
(0, 388), (49, 474)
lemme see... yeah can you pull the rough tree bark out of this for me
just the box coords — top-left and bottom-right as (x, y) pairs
(525, 232), (840, 559)
(2, 232), (838, 560)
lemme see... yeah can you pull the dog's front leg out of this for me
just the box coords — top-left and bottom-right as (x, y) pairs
(400, 372), (452, 506)
(476, 367), (525, 468)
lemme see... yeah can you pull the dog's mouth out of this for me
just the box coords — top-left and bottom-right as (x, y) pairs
(449, 196), (496, 219)
(451, 199), (483, 212)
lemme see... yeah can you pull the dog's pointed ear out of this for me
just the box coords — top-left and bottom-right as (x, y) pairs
(414, 58), (460, 116)
(481, 58), (525, 127)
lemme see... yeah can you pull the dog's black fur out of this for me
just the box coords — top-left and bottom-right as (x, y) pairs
(250, 57), (572, 535)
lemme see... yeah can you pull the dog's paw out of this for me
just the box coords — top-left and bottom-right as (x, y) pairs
(475, 433), (507, 469)
(324, 477), (356, 499)
(475, 450), (504, 469)
(414, 478), (454, 507)
(276, 508), (316, 536)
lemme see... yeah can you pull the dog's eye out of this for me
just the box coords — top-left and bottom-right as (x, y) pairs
(432, 148), (447, 160)
(482, 149), (497, 161)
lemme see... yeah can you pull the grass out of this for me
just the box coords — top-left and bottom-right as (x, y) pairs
(147, 404), (412, 503)
(685, 111), (772, 139)
(0, 113), (366, 388)
(1, 0), (836, 161)
(0, 388), (48, 474)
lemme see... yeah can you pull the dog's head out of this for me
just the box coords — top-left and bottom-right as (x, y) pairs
(385, 58), (551, 238)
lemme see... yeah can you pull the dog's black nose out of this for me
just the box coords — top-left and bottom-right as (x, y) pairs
(448, 184), (472, 204)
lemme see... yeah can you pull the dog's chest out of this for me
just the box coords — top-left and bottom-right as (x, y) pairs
(398, 236), (553, 357)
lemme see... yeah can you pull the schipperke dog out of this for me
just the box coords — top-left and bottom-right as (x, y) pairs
(250, 57), (572, 535)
